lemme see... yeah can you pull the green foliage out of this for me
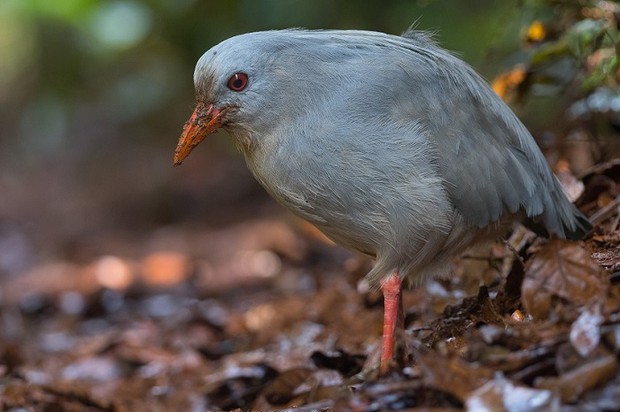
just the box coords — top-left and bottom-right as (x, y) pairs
(513, 1), (619, 94)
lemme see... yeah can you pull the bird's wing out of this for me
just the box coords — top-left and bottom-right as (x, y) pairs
(394, 44), (589, 238)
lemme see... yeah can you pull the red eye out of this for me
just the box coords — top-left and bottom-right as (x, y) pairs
(227, 72), (249, 91)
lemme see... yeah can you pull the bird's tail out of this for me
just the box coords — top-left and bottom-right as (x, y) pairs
(525, 187), (592, 240)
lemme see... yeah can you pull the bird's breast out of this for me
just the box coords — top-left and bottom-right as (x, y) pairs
(244, 139), (385, 255)
(241, 124), (456, 265)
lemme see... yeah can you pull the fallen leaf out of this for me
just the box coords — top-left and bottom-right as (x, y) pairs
(204, 363), (278, 410)
(522, 240), (606, 319)
(466, 375), (559, 412)
(511, 310), (525, 321)
(569, 306), (603, 357)
(262, 367), (314, 406)
(418, 353), (494, 401)
(555, 167), (586, 203)
(535, 354), (616, 403)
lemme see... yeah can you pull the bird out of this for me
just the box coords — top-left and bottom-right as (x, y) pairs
(173, 29), (592, 372)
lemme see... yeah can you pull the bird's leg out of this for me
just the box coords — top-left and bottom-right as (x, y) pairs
(380, 272), (404, 373)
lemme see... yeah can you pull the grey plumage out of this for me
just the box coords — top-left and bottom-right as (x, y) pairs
(189, 29), (591, 286)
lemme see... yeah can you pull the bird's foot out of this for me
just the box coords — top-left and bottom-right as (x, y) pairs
(380, 272), (404, 374)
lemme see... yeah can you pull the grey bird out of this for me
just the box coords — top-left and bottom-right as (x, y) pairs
(173, 29), (592, 371)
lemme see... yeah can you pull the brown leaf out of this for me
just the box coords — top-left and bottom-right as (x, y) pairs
(262, 367), (314, 406)
(535, 354), (617, 403)
(261, 367), (343, 407)
(522, 240), (607, 319)
(418, 353), (494, 402)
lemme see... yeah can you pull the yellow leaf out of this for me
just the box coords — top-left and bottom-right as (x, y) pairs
(491, 66), (526, 99)
(526, 20), (546, 42)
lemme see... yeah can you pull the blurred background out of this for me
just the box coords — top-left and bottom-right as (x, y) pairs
(0, 0), (618, 278)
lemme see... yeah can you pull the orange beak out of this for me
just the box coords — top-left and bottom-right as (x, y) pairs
(173, 103), (223, 165)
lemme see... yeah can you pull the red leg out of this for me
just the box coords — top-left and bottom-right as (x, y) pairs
(380, 272), (403, 373)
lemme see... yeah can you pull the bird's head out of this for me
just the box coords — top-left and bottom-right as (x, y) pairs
(173, 31), (309, 165)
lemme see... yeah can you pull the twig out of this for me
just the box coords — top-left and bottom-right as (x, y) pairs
(589, 194), (620, 226)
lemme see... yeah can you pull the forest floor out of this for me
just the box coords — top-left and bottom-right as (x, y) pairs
(1, 160), (620, 411)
